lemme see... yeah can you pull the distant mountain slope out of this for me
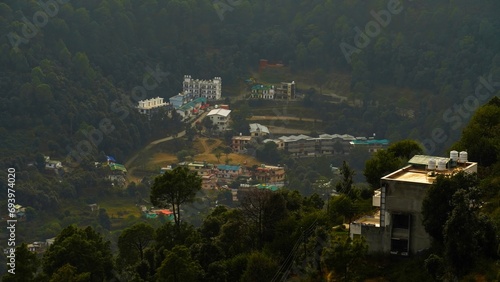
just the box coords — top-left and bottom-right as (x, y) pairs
(0, 0), (499, 162)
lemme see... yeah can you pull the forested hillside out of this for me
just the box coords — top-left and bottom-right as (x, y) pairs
(1, 1), (500, 280)
(1, 0), (500, 162)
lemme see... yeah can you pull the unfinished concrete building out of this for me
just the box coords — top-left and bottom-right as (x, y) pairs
(350, 151), (477, 256)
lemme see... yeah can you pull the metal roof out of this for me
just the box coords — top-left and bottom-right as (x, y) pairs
(408, 155), (450, 166)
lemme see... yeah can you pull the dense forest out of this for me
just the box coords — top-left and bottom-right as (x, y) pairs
(1, 0), (500, 162)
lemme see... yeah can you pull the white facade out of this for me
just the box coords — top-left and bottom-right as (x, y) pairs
(183, 75), (222, 100)
(137, 97), (168, 115)
(207, 108), (231, 131)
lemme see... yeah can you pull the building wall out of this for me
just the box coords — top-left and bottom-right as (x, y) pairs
(183, 75), (222, 100)
(382, 179), (432, 254)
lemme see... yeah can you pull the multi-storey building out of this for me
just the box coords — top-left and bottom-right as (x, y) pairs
(350, 152), (477, 256)
(232, 136), (253, 153)
(250, 84), (274, 99)
(207, 108), (231, 131)
(277, 134), (356, 157)
(253, 164), (285, 185)
(183, 75), (222, 101)
(275, 81), (296, 100)
(137, 97), (169, 115)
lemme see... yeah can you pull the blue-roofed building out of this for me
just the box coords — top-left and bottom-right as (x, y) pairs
(349, 139), (390, 153)
(216, 164), (242, 179)
(175, 97), (208, 120)
(169, 93), (187, 109)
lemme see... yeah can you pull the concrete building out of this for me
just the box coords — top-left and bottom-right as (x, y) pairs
(350, 152), (477, 256)
(250, 84), (275, 99)
(253, 164), (285, 185)
(275, 81), (296, 100)
(137, 97), (168, 115)
(202, 174), (217, 189)
(232, 136), (253, 153)
(277, 134), (355, 157)
(183, 75), (222, 100)
(207, 108), (231, 131)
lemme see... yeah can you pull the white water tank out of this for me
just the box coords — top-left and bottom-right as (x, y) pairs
(427, 159), (436, 170)
(459, 151), (468, 163)
(437, 160), (447, 171)
(450, 150), (459, 162)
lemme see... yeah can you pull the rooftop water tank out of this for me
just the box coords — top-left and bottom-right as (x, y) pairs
(427, 159), (436, 170)
(459, 151), (468, 163)
(437, 160), (447, 171)
(450, 150), (459, 162)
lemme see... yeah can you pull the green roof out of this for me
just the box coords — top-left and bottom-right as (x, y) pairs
(251, 84), (273, 91)
(256, 184), (279, 191)
(178, 97), (207, 111)
(350, 139), (389, 145)
(109, 163), (127, 172)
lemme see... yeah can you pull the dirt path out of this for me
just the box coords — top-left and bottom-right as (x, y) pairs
(125, 112), (207, 181)
(267, 126), (311, 135)
(248, 115), (321, 122)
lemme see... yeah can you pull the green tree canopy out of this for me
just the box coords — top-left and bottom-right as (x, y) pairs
(150, 167), (202, 228)
(421, 172), (479, 243)
(1, 243), (38, 282)
(363, 139), (423, 188)
(42, 225), (113, 281)
(118, 222), (155, 267)
(321, 235), (368, 281)
(156, 245), (204, 282)
(452, 97), (500, 167)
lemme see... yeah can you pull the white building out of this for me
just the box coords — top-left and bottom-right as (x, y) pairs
(137, 97), (168, 115)
(183, 75), (222, 100)
(207, 108), (231, 131)
(249, 123), (270, 137)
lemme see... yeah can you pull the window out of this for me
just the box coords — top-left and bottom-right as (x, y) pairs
(391, 238), (409, 253)
(392, 214), (410, 229)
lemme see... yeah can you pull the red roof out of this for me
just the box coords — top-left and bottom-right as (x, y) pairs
(152, 209), (173, 215)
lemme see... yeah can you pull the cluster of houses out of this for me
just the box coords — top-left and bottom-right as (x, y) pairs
(232, 123), (270, 153)
(249, 81), (296, 100)
(232, 124), (389, 158)
(94, 156), (127, 187)
(136, 75), (222, 121)
(4, 237), (56, 254)
(162, 161), (285, 191)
